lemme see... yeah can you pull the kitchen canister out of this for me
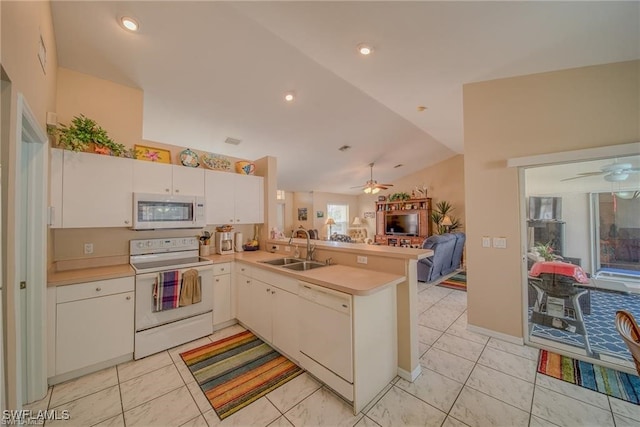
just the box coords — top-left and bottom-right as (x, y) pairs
(234, 232), (244, 252)
(235, 161), (255, 175)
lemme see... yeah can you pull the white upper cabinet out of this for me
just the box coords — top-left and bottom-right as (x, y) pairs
(49, 148), (64, 228)
(205, 170), (263, 225)
(133, 161), (204, 196)
(50, 148), (260, 228)
(62, 150), (133, 228)
(172, 166), (204, 196)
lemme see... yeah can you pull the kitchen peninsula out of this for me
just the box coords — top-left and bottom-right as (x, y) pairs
(267, 237), (433, 382)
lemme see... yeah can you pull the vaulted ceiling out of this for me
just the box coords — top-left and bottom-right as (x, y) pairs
(51, 1), (640, 194)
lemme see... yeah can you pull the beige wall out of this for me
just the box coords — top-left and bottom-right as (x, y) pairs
(463, 60), (640, 338)
(1, 1), (58, 131)
(56, 68), (143, 148)
(1, 0), (59, 409)
(357, 155), (466, 238)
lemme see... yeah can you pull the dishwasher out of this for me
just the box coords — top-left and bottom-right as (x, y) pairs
(298, 281), (353, 384)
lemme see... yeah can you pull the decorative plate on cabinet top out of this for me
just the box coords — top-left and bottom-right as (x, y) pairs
(201, 152), (231, 171)
(179, 149), (199, 167)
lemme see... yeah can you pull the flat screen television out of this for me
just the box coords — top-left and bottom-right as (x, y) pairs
(529, 196), (562, 220)
(385, 213), (418, 236)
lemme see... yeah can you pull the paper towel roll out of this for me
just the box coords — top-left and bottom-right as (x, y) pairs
(234, 232), (244, 252)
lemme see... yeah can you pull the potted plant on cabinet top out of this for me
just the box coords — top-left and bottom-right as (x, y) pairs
(50, 114), (126, 157)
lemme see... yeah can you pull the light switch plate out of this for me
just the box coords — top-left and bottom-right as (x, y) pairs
(493, 237), (507, 249)
(482, 237), (491, 248)
(357, 256), (368, 264)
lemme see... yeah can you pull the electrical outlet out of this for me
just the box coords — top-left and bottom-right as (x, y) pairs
(481, 237), (491, 248)
(284, 246), (291, 252)
(271, 245), (280, 252)
(357, 256), (368, 264)
(84, 243), (94, 255)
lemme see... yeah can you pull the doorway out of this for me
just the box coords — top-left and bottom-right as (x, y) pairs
(519, 147), (640, 373)
(10, 93), (48, 406)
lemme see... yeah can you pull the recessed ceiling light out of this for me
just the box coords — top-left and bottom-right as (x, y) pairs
(284, 91), (296, 102)
(338, 145), (351, 152)
(417, 106), (428, 112)
(120, 16), (139, 32)
(394, 164), (404, 168)
(357, 43), (374, 56)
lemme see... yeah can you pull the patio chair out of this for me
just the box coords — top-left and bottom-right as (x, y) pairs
(615, 310), (640, 375)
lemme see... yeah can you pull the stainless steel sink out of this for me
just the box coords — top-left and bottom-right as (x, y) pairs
(260, 257), (305, 266)
(281, 261), (327, 271)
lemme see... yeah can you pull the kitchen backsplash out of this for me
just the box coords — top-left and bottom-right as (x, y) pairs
(52, 223), (256, 262)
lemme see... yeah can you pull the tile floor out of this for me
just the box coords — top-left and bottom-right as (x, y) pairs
(27, 281), (640, 426)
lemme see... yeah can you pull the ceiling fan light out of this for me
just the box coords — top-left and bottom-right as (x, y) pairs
(616, 191), (640, 199)
(372, 187), (380, 194)
(605, 173), (629, 182)
(364, 187), (372, 194)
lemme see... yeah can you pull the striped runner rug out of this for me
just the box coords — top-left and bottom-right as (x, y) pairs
(437, 271), (466, 291)
(180, 330), (304, 420)
(538, 350), (640, 404)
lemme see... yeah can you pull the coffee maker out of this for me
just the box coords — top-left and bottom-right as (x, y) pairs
(215, 231), (235, 255)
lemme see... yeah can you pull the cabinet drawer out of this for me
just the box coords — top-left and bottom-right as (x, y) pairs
(235, 262), (252, 277)
(213, 263), (231, 276)
(57, 276), (135, 304)
(252, 267), (298, 294)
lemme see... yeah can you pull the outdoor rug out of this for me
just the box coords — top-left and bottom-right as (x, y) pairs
(437, 271), (467, 291)
(180, 330), (303, 420)
(538, 350), (640, 404)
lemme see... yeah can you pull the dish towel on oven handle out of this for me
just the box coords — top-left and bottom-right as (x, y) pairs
(153, 270), (182, 312)
(179, 269), (202, 306)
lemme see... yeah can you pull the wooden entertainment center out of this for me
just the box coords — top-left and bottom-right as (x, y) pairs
(374, 198), (432, 246)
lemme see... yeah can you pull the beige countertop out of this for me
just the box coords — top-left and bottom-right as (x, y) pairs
(267, 238), (433, 260)
(48, 250), (405, 296)
(48, 263), (135, 287)
(224, 250), (405, 296)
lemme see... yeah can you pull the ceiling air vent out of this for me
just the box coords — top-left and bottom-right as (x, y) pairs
(225, 137), (241, 145)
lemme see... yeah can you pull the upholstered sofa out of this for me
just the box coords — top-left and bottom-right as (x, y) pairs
(348, 228), (368, 243)
(330, 233), (353, 243)
(417, 232), (466, 283)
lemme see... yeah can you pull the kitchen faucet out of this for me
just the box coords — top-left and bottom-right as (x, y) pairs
(294, 225), (316, 261)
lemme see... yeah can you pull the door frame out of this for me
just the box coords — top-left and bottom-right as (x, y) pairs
(13, 93), (48, 405)
(508, 141), (640, 372)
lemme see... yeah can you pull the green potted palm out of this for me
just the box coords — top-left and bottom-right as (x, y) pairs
(51, 114), (126, 157)
(431, 200), (462, 234)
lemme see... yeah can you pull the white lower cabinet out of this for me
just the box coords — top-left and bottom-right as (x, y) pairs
(213, 263), (232, 327)
(235, 263), (298, 361)
(234, 262), (396, 414)
(52, 277), (135, 381)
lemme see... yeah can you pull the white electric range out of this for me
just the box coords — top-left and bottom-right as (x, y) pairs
(130, 237), (214, 359)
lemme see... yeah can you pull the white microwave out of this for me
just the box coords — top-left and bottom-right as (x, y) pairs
(132, 193), (206, 230)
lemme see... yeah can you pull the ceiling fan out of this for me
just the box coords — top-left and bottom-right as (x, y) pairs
(351, 163), (394, 194)
(561, 162), (640, 183)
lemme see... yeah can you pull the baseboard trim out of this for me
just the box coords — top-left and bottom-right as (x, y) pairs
(48, 353), (132, 386)
(397, 364), (422, 382)
(467, 325), (523, 345)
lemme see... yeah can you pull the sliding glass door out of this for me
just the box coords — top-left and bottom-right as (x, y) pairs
(523, 155), (640, 373)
